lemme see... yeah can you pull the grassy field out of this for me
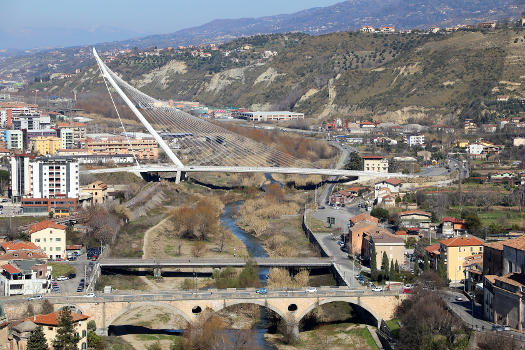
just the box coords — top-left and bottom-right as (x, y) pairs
(385, 318), (400, 338)
(95, 274), (147, 291)
(447, 206), (525, 228)
(111, 212), (166, 257)
(49, 263), (76, 278)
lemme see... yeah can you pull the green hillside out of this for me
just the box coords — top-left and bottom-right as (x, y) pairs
(35, 28), (525, 123)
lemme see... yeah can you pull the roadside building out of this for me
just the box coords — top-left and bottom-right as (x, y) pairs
(349, 213), (379, 227)
(439, 236), (484, 284)
(81, 181), (108, 205)
(29, 220), (66, 260)
(86, 136), (158, 161)
(0, 259), (51, 296)
(347, 221), (378, 257)
(10, 312), (89, 350)
(374, 178), (401, 201)
(362, 155), (389, 173)
(362, 231), (405, 270)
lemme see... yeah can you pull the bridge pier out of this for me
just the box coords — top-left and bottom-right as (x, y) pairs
(153, 267), (162, 278)
(176, 170), (182, 184)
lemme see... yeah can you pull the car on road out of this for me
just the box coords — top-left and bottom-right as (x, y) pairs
(492, 325), (505, 332)
(319, 206), (325, 209)
(371, 287), (383, 292)
(455, 296), (464, 301)
(83, 293), (96, 298)
(403, 287), (413, 294)
(56, 276), (68, 281)
(28, 295), (43, 301)
(256, 288), (267, 295)
(305, 287), (317, 293)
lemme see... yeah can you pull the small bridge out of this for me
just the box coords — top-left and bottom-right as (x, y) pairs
(45, 288), (405, 337)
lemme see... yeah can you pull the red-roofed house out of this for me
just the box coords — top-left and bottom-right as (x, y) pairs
(29, 220), (66, 260)
(11, 311), (89, 350)
(0, 259), (51, 296)
(374, 179), (401, 202)
(441, 217), (467, 237)
(424, 243), (441, 268)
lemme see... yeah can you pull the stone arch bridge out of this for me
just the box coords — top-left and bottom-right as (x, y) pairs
(47, 288), (404, 336)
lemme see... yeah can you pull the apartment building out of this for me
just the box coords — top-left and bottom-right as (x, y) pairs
(362, 155), (389, 173)
(82, 181), (108, 205)
(0, 259), (51, 296)
(10, 156), (79, 214)
(31, 136), (62, 156)
(56, 121), (86, 145)
(405, 134), (425, 147)
(3, 130), (23, 150)
(439, 236), (484, 284)
(60, 128), (74, 149)
(86, 136), (158, 160)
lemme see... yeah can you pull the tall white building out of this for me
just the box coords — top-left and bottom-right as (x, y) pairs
(406, 134), (425, 147)
(4, 130), (23, 150)
(10, 156), (80, 214)
(60, 129), (74, 149)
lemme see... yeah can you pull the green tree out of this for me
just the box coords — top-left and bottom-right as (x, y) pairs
(381, 252), (390, 275)
(437, 257), (448, 283)
(344, 152), (362, 170)
(52, 309), (81, 350)
(87, 320), (96, 332)
(394, 260), (400, 274)
(462, 211), (481, 234)
(237, 260), (260, 288)
(370, 245), (378, 280)
(27, 326), (49, 350)
(87, 331), (104, 350)
(370, 207), (390, 221)
(423, 255), (430, 271)
(413, 260), (420, 276)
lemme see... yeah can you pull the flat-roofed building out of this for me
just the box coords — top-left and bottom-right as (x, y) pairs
(362, 155), (389, 173)
(86, 136), (158, 161)
(238, 111), (304, 122)
(31, 136), (62, 156)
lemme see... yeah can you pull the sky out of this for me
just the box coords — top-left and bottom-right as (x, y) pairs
(0, 0), (342, 50)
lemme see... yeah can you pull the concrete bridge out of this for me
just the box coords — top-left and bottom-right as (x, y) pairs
(26, 288), (404, 337)
(98, 257), (333, 269)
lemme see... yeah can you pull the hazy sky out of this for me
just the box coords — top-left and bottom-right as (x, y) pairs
(1, 0), (342, 49)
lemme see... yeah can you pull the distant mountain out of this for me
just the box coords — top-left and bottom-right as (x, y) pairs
(93, 0), (524, 50)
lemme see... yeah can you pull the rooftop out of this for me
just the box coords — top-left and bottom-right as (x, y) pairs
(399, 210), (432, 217)
(1, 241), (40, 252)
(502, 234), (525, 252)
(25, 312), (88, 326)
(350, 213), (379, 225)
(440, 236), (484, 247)
(29, 220), (66, 234)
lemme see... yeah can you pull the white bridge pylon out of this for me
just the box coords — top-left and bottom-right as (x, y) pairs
(92, 48), (412, 182)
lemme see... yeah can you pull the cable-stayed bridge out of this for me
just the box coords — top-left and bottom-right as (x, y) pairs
(91, 48), (410, 183)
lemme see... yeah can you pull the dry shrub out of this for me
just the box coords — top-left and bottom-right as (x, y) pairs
(267, 234), (287, 250)
(275, 245), (297, 257)
(267, 268), (310, 289)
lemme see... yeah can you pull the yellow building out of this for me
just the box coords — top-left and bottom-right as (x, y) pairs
(31, 136), (63, 156)
(82, 181), (108, 205)
(456, 140), (469, 148)
(362, 155), (389, 173)
(11, 311), (89, 350)
(29, 220), (67, 260)
(439, 236), (484, 284)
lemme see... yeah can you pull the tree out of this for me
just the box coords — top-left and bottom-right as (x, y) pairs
(437, 257), (448, 283)
(381, 252), (390, 277)
(370, 207), (390, 222)
(52, 309), (81, 350)
(370, 244), (378, 279)
(413, 260), (420, 276)
(462, 211), (481, 234)
(237, 260), (260, 288)
(87, 331), (104, 350)
(344, 152), (362, 170)
(40, 300), (54, 315)
(27, 326), (49, 350)
(191, 241), (206, 257)
(394, 260), (400, 274)
(423, 255), (430, 271)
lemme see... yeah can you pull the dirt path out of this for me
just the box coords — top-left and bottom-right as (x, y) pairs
(142, 216), (171, 259)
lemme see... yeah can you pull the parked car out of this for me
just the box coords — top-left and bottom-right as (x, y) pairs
(305, 287), (317, 293)
(372, 287), (383, 292)
(56, 276), (68, 281)
(28, 295), (43, 301)
(403, 287), (413, 294)
(256, 288), (267, 295)
(68, 273), (76, 279)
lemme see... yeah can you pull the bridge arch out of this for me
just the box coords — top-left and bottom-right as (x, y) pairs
(57, 304), (86, 315)
(106, 302), (193, 329)
(296, 297), (381, 327)
(213, 299), (288, 321)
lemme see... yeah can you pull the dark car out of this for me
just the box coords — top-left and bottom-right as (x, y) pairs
(68, 273), (76, 279)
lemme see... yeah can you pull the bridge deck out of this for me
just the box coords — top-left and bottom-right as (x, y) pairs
(83, 165), (411, 178)
(99, 257), (333, 269)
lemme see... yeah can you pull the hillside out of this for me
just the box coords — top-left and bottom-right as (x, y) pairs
(32, 28), (525, 124)
(1, 0), (523, 82)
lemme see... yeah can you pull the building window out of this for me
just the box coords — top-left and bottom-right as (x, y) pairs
(82, 343), (87, 349)
(35, 239), (40, 242)
(82, 330), (86, 337)
(56, 238), (61, 242)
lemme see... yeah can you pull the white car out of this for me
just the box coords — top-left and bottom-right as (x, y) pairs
(28, 295), (43, 301)
(455, 296), (464, 301)
(56, 276), (68, 281)
(83, 293), (96, 298)
(305, 287), (317, 293)
(371, 287), (383, 292)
